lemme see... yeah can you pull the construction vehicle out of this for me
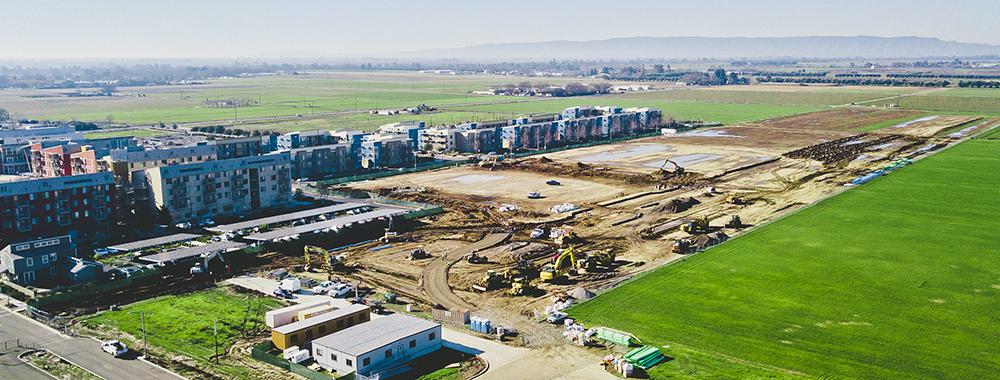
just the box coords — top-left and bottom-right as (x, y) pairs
(527, 192), (542, 199)
(681, 216), (711, 234)
(672, 239), (692, 254)
(725, 215), (743, 229)
(408, 248), (429, 260)
(466, 252), (488, 264)
(530, 227), (547, 239)
(581, 249), (616, 272)
(190, 250), (229, 277)
(726, 194), (749, 205)
(658, 159), (684, 177)
(508, 276), (537, 296)
(554, 230), (582, 247)
(478, 154), (502, 169)
(472, 270), (507, 292)
(540, 246), (580, 282)
(304, 245), (344, 272)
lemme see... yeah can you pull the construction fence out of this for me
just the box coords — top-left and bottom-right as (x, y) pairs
(29, 267), (162, 308)
(251, 342), (339, 380)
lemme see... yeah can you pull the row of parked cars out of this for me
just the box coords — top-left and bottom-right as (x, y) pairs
(271, 276), (355, 299)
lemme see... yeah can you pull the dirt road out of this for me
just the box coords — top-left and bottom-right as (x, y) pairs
(421, 233), (510, 311)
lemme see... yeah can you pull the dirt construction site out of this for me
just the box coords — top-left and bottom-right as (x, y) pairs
(312, 108), (997, 351)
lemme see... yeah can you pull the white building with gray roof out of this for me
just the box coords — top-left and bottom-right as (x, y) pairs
(311, 313), (442, 377)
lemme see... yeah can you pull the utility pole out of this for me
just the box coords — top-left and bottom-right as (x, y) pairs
(140, 312), (147, 358)
(213, 318), (219, 364)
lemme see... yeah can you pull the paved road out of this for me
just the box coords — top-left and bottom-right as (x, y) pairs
(421, 233), (510, 312)
(0, 347), (51, 380)
(0, 308), (183, 380)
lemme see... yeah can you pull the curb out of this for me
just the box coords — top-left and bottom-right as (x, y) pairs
(19, 348), (106, 380)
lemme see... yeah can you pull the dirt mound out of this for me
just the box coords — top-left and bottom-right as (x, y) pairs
(692, 231), (729, 250)
(569, 287), (596, 301)
(504, 157), (704, 186)
(657, 197), (700, 213)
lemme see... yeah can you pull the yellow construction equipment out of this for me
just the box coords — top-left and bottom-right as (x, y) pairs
(540, 245), (579, 282)
(681, 216), (711, 234)
(554, 231), (582, 247)
(304, 245), (343, 272)
(581, 249), (616, 272)
(726, 194), (749, 205)
(725, 215), (743, 228)
(472, 270), (506, 292)
(508, 277), (537, 296)
(658, 159), (685, 177)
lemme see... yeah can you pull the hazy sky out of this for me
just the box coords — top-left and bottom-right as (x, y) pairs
(5, 0), (1000, 59)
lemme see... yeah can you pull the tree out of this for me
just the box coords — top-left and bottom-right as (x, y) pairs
(713, 68), (727, 85)
(652, 64), (665, 74)
(157, 207), (173, 225)
(0, 107), (10, 123)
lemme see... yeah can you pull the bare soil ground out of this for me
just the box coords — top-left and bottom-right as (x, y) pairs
(752, 107), (923, 132)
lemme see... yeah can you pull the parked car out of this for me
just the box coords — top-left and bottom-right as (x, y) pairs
(101, 340), (128, 357)
(273, 288), (295, 299)
(329, 283), (354, 298)
(174, 222), (193, 229)
(93, 247), (119, 257)
(312, 281), (337, 295)
(546, 180), (561, 186)
(197, 218), (215, 227)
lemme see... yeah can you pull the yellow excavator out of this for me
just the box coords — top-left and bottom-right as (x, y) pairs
(540, 245), (579, 282)
(304, 245), (344, 272)
(658, 159), (684, 178)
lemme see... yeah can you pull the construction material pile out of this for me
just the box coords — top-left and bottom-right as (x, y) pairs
(784, 134), (904, 164)
(656, 197), (700, 213)
(691, 231), (729, 251)
(502, 157), (703, 186)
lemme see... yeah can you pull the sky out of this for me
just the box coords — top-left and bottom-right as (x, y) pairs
(4, 0), (1000, 59)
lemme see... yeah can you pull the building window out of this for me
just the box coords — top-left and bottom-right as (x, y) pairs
(26, 257), (33, 267)
(331, 354), (337, 362)
(316, 348), (323, 357)
(346, 359), (352, 367)
(41, 255), (48, 264)
(428, 332), (435, 341)
(385, 349), (392, 359)
(409, 340), (416, 348)
(363, 357), (370, 367)
(49, 253), (57, 262)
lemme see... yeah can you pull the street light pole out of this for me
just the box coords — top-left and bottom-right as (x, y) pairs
(140, 312), (147, 358)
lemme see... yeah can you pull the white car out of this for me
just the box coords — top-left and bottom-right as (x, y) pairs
(175, 222), (193, 229)
(101, 340), (128, 357)
(328, 283), (354, 298)
(312, 281), (336, 295)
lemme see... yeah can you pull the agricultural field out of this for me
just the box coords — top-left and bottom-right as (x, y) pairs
(569, 138), (1000, 379)
(622, 85), (926, 106)
(81, 287), (284, 379)
(83, 128), (174, 139)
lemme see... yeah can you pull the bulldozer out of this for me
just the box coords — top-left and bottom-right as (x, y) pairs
(408, 248), (429, 260)
(540, 246), (580, 283)
(725, 215), (743, 229)
(681, 216), (711, 235)
(554, 230), (583, 247)
(304, 245), (344, 272)
(726, 194), (750, 206)
(472, 270), (507, 292)
(658, 159), (685, 178)
(581, 249), (616, 272)
(508, 276), (537, 296)
(466, 252), (488, 264)
(672, 238), (693, 254)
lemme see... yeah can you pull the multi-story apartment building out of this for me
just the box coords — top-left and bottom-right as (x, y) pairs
(214, 136), (265, 159)
(146, 153), (292, 223)
(0, 173), (116, 244)
(378, 121), (425, 150)
(287, 144), (355, 180)
(360, 135), (413, 169)
(106, 145), (219, 217)
(0, 125), (82, 146)
(277, 130), (338, 150)
(1, 144), (34, 175)
(29, 142), (108, 177)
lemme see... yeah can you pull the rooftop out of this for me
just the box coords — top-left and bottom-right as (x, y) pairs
(243, 207), (407, 242)
(312, 313), (439, 356)
(152, 152), (290, 178)
(0, 172), (114, 197)
(206, 203), (367, 233)
(273, 304), (370, 334)
(108, 233), (202, 253)
(136, 241), (246, 264)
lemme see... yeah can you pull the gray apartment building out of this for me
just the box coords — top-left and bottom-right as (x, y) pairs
(0, 235), (78, 287)
(213, 136), (266, 159)
(287, 143), (355, 180)
(0, 173), (116, 244)
(146, 153), (292, 223)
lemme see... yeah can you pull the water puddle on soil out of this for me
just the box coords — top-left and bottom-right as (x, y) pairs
(452, 174), (506, 184)
(643, 153), (724, 168)
(576, 143), (672, 163)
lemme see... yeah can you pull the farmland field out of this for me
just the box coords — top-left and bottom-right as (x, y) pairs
(81, 287), (283, 378)
(569, 139), (1000, 379)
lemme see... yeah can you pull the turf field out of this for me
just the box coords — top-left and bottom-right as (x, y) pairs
(570, 139), (1000, 379)
(81, 287), (283, 378)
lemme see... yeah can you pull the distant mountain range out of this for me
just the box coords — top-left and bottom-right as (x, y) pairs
(405, 36), (1000, 61)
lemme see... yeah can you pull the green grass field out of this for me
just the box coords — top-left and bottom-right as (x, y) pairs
(82, 287), (283, 378)
(570, 139), (1000, 379)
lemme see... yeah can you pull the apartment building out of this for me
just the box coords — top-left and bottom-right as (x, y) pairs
(378, 121), (425, 150)
(287, 143), (355, 180)
(0, 173), (116, 244)
(360, 134), (413, 169)
(146, 153), (292, 223)
(106, 144), (219, 216)
(1, 144), (34, 175)
(0, 125), (82, 146)
(278, 130), (338, 150)
(0, 235), (79, 287)
(214, 136), (265, 159)
(29, 142), (107, 177)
